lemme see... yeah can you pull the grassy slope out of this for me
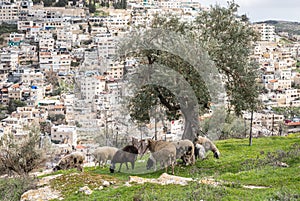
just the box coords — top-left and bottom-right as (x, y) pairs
(49, 134), (300, 201)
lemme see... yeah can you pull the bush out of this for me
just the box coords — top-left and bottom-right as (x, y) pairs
(0, 176), (37, 201)
(0, 128), (46, 176)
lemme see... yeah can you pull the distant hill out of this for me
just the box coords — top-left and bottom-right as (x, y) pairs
(256, 20), (300, 35)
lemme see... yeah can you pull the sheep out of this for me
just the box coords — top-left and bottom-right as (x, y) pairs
(194, 136), (220, 159)
(92, 146), (118, 168)
(53, 152), (85, 172)
(172, 139), (195, 165)
(145, 139), (177, 175)
(110, 145), (138, 173)
(194, 143), (206, 160)
(146, 148), (176, 172)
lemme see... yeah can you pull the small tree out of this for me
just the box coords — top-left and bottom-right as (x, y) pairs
(0, 127), (46, 176)
(7, 100), (27, 114)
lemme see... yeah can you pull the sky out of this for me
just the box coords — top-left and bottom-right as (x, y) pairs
(201, 0), (300, 22)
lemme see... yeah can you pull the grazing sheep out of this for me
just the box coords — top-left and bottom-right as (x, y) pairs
(92, 146), (118, 168)
(145, 139), (176, 175)
(172, 139), (195, 165)
(194, 143), (206, 160)
(110, 145), (138, 173)
(53, 152), (85, 172)
(146, 148), (176, 172)
(194, 136), (220, 159)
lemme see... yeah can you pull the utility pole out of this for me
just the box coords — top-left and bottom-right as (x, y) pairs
(154, 107), (157, 140)
(115, 126), (119, 147)
(249, 110), (253, 146)
(271, 113), (274, 136)
(105, 110), (108, 146)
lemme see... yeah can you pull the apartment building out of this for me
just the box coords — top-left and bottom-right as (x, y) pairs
(47, 104), (65, 116)
(19, 43), (38, 65)
(51, 125), (77, 145)
(275, 69), (292, 80)
(53, 50), (71, 72)
(79, 74), (106, 102)
(11, 106), (48, 125)
(8, 83), (22, 101)
(56, 27), (73, 48)
(285, 121), (300, 134)
(285, 89), (300, 105)
(0, 2), (20, 23)
(253, 23), (276, 42)
(61, 94), (75, 124)
(262, 113), (284, 134)
(107, 61), (124, 80)
(17, 20), (34, 31)
(244, 112), (284, 135)
(94, 32), (117, 59)
(21, 71), (44, 86)
(0, 86), (9, 105)
(39, 50), (52, 71)
(39, 35), (55, 50)
(0, 50), (19, 70)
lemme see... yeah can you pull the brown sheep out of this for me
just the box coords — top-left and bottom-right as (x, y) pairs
(53, 152), (85, 172)
(172, 139), (195, 165)
(145, 139), (176, 175)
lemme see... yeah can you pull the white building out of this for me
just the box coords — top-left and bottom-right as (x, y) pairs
(0, 50), (19, 70)
(51, 125), (77, 145)
(79, 74), (106, 103)
(0, 2), (20, 23)
(253, 23), (275, 42)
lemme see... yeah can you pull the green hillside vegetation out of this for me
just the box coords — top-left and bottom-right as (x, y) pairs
(0, 23), (17, 36)
(44, 134), (300, 201)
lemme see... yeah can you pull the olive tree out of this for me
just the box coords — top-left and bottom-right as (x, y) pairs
(121, 1), (260, 141)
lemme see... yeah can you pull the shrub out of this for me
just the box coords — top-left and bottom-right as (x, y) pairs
(0, 127), (47, 176)
(0, 176), (37, 201)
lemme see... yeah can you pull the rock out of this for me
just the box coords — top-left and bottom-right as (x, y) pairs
(124, 182), (132, 187)
(94, 186), (104, 190)
(79, 186), (93, 195)
(274, 161), (289, 167)
(129, 173), (193, 186)
(102, 180), (110, 187)
(37, 174), (62, 187)
(21, 186), (62, 201)
(199, 178), (220, 187)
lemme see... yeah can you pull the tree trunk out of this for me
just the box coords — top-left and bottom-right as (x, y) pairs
(181, 103), (200, 141)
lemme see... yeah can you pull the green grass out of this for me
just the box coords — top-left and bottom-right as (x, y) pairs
(49, 134), (300, 201)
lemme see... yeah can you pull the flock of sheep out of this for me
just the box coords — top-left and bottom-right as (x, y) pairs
(53, 136), (220, 175)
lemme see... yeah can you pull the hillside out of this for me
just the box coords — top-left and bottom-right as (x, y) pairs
(257, 20), (300, 35)
(2, 135), (300, 201)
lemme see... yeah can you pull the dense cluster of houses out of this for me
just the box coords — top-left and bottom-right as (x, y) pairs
(0, 0), (300, 154)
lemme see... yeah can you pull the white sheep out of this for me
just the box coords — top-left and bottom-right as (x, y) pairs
(172, 139), (195, 165)
(194, 136), (220, 159)
(194, 143), (206, 160)
(92, 146), (118, 168)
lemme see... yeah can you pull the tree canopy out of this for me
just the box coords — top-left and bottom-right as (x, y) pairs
(123, 1), (260, 140)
